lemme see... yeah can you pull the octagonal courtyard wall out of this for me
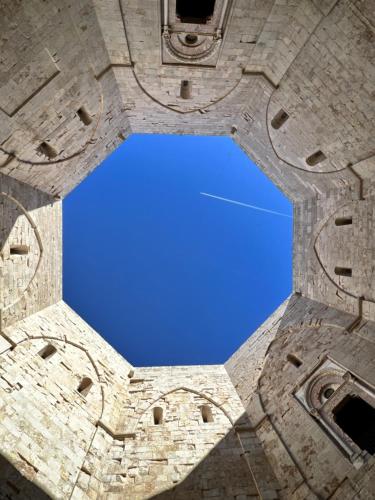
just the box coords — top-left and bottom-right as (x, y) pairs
(0, 0), (374, 499)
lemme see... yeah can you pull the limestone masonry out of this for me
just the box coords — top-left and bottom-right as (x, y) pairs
(0, 0), (374, 498)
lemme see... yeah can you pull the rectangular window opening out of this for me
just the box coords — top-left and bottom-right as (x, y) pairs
(334, 266), (352, 277)
(287, 353), (302, 368)
(333, 395), (375, 455)
(271, 109), (289, 130)
(176, 0), (216, 24)
(180, 80), (192, 99)
(335, 217), (352, 226)
(77, 106), (92, 126)
(306, 150), (326, 167)
(37, 141), (57, 159)
(10, 245), (29, 256)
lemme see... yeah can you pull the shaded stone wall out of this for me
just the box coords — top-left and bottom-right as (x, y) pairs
(0, 0), (374, 498)
(0, 308), (256, 499)
(226, 294), (375, 499)
(0, 173), (61, 330)
(74, 365), (263, 499)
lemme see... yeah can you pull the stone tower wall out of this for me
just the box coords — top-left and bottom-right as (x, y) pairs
(226, 294), (375, 499)
(0, 0), (374, 498)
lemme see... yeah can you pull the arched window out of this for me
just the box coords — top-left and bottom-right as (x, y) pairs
(153, 407), (163, 425)
(77, 377), (93, 397)
(200, 405), (213, 423)
(38, 344), (57, 361)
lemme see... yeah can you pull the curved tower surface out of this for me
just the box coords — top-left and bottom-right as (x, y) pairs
(0, 0), (374, 498)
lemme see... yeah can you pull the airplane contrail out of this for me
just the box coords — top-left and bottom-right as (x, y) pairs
(200, 192), (292, 218)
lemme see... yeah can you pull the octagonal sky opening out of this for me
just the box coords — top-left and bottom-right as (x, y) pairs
(63, 135), (293, 366)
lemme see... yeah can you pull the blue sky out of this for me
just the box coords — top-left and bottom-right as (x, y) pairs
(63, 135), (293, 366)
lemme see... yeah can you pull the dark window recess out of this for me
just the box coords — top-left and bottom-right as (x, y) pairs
(77, 377), (93, 397)
(180, 80), (192, 99)
(333, 395), (375, 455)
(77, 106), (92, 126)
(287, 353), (302, 368)
(153, 407), (163, 425)
(176, 0), (216, 24)
(185, 34), (198, 45)
(38, 344), (57, 361)
(6, 482), (20, 494)
(335, 266), (352, 277)
(335, 217), (352, 226)
(271, 109), (289, 130)
(10, 245), (29, 255)
(37, 141), (57, 159)
(306, 150), (326, 166)
(323, 387), (335, 399)
(201, 405), (213, 423)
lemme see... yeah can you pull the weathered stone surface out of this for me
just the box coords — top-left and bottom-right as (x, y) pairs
(0, 0), (374, 498)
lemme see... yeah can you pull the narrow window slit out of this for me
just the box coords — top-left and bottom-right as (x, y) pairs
(77, 106), (92, 126)
(180, 80), (192, 99)
(271, 109), (289, 130)
(10, 245), (29, 255)
(77, 377), (93, 397)
(38, 344), (57, 361)
(335, 217), (352, 226)
(287, 353), (302, 368)
(335, 266), (352, 277)
(37, 141), (57, 159)
(306, 150), (326, 166)
(153, 407), (163, 425)
(200, 405), (213, 423)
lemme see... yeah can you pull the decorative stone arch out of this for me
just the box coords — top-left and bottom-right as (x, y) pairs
(0, 2), (104, 168)
(294, 356), (375, 468)
(313, 200), (375, 302)
(266, 85), (352, 175)
(129, 64), (246, 115)
(6, 335), (105, 419)
(131, 386), (235, 433)
(264, 2), (374, 179)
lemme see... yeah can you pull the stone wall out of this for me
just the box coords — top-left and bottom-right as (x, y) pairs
(0, 173), (61, 330)
(0, 307), (261, 499)
(84, 365), (258, 499)
(1, 0), (374, 201)
(226, 294), (375, 499)
(0, 0), (374, 498)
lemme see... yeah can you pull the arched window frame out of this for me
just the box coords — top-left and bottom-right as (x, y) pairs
(294, 356), (375, 468)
